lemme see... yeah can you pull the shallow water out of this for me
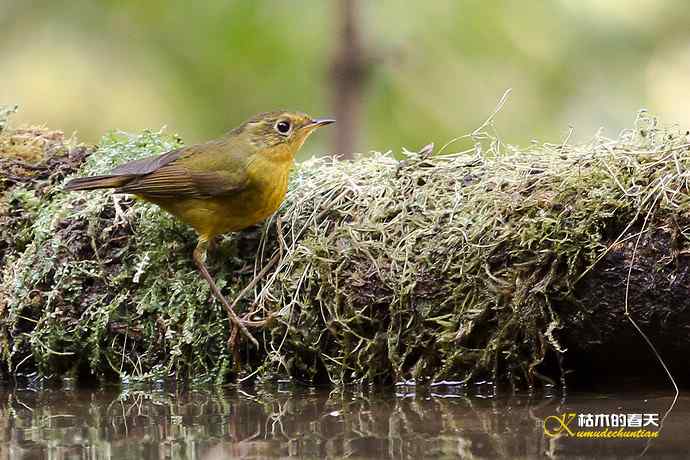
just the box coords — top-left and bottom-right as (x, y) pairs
(0, 382), (687, 459)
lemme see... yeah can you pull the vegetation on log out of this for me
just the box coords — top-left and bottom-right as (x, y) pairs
(2, 107), (690, 387)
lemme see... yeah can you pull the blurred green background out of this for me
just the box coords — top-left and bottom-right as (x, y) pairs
(2, 0), (690, 158)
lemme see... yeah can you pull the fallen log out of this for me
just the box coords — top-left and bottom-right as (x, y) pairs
(1, 108), (689, 387)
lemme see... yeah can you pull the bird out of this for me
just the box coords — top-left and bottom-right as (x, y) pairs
(65, 111), (335, 348)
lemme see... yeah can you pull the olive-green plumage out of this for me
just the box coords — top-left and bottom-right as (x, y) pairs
(65, 111), (334, 347)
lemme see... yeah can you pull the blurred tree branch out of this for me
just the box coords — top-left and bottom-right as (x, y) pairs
(330, 0), (367, 159)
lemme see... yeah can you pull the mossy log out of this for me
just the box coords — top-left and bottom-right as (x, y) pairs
(2, 109), (690, 387)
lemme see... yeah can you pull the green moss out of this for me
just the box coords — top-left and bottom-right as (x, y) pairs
(2, 110), (690, 386)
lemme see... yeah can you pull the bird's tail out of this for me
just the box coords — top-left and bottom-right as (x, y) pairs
(64, 175), (131, 191)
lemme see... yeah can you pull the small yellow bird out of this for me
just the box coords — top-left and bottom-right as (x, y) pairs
(65, 111), (334, 347)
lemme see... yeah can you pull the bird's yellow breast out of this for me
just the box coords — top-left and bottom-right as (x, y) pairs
(152, 153), (292, 240)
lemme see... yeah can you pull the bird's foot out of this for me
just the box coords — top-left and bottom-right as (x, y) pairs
(226, 312), (276, 351)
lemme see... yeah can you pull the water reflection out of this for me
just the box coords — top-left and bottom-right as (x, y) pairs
(0, 383), (687, 459)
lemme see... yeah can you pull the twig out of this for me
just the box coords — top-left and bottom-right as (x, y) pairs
(623, 178), (678, 456)
(227, 219), (285, 347)
(438, 88), (512, 155)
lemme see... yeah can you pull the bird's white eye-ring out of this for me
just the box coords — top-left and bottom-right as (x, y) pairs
(275, 120), (292, 136)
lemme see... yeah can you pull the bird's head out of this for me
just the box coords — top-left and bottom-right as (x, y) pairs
(236, 111), (335, 160)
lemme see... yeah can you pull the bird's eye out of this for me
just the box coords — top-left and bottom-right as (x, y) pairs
(275, 120), (291, 135)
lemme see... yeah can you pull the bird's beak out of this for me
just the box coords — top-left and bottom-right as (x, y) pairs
(308, 118), (336, 128)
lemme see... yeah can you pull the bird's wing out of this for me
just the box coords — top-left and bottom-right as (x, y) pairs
(115, 141), (250, 199)
(110, 148), (186, 176)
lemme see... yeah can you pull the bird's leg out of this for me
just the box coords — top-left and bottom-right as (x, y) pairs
(192, 238), (259, 348)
